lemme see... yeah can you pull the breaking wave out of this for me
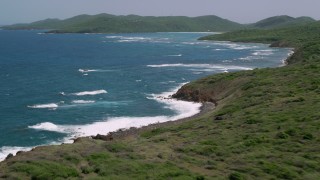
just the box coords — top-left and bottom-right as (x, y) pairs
(147, 63), (253, 71)
(72, 90), (107, 96)
(0, 146), (33, 161)
(105, 35), (171, 43)
(27, 103), (59, 109)
(72, 100), (96, 104)
(28, 84), (201, 138)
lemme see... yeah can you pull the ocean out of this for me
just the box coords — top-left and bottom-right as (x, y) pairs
(0, 30), (292, 160)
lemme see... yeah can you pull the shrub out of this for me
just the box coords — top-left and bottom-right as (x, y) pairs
(276, 132), (289, 139)
(229, 172), (245, 180)
(11, 161), (79, 179)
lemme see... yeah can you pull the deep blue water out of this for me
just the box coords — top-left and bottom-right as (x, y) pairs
(0, 30), (292, 159)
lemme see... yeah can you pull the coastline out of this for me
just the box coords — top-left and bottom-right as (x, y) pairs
(0, 40), (293, 162)
(90, 102), (215, 142)
(2, 101), (215, 162)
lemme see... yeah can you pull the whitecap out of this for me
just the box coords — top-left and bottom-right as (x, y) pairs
(28, 122), (65, 133)
(167, 54), (182, 57)
(72, 100), (95, 104)
(252, 50), (274, 56)
(182, 42), (196, 45)
(212, 42), (259, 50)
(115, 36), (152, 43)
(27, 103), (58, 109)
(239, 56), (257, 61)
(78, 69), (115, 73)
(105, 35), (124, 39)
(72, 90), (107, 96)
(59, 92), (66, 96)
(78, 69), (98, 73)
(147, 63), (253, 70)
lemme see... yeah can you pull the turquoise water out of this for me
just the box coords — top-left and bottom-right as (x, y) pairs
(0, 30), (292, 160)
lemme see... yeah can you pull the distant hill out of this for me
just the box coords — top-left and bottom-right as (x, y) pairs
(2, 14), (245, 33)
(249, 15), (316, 29)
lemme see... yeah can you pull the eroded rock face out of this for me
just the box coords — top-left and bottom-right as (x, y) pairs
(172, 72), (251, 107)
(172, 86), (217, 104)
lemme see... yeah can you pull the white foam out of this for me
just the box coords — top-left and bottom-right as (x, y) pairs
(78, 69), (98, 73)
(115, 36), (153, 43)
(28, 122), (65, 133)
(182, 42), (196, 45)
(147, 63), (253, 71)
(105, 35), (124, 39)
(78, 69), (115, 73)
(72, 90), (107, 96)
(146, 83), (202, 120)
(212, 42), (260, 50)
(252, 50), (274, 56)
(239, 56), (255, 61)
(106, 35), (172, 44)
(167, 54), (182, 57)
(59, 92), (66, 96)
(288, 50), (295, 56)
(27, 103), (58, 109)
(28, 84), (201, 138)
(0, 146), (32, 161)
(72, 100), (95, 104)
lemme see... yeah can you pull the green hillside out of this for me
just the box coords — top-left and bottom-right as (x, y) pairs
(3, 14), (317, 33)
(199, 21), (320, 63)
(2, 14), (245, 33)
(249, 15), (316, 29)
(1, 22), (320, 179)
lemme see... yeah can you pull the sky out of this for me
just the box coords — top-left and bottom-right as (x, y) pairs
(0, 0), (319, 25)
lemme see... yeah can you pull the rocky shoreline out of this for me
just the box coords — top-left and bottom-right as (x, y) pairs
(88, 102), (215, 142)
(4, 101), (215, 161)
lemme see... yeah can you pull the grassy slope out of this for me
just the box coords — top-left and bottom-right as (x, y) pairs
(2, 14), (245, 33)
(1, 24), (320, 179)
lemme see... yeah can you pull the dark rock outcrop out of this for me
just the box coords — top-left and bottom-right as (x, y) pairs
(172, 87), (217, 105)
(92, 133), (113, 141)
(214, 116), (224, 121)
(5, 153), (13, 160)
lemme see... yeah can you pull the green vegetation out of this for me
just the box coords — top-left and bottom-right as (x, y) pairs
(248, 15), (316, 29)
(2, 14), (316, 34)
(2, 14), (245, 33)
(200, 21), (320, 64)
(1, 20), (320, 179)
